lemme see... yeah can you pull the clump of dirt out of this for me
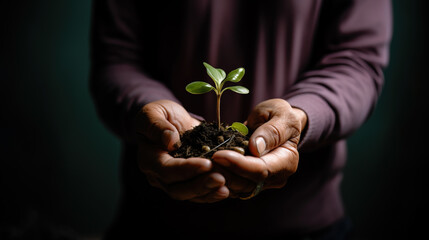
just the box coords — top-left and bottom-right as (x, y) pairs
(170, 122), (250, 159)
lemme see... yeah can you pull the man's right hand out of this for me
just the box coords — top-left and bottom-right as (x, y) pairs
(135, 100), (229, 203)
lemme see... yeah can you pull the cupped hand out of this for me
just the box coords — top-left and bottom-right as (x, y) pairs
(136, 100), (229, 203)
(211, 98), (307, 198)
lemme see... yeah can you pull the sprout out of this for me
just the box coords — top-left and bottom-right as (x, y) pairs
(228, 122), (249, 136)
(186, 62), (249, 135)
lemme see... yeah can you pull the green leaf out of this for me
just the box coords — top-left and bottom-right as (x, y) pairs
(218, 68), (226, 81)
(221, 86), (249, 94)
(225, 68), (245, 83)
(203, 62), (225, 87)
(186, 81), (214, 94)
(230, 122), (249, 136)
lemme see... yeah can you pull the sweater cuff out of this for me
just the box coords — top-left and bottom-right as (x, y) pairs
(286, 94), (336, 151)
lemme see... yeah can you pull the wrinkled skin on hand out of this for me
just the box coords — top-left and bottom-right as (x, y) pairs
(136, 100), (229, 203)
(211, 98), (307, 198)
(136, 98), (307, 202)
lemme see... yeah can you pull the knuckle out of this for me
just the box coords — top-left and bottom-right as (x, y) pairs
(139, 103), (154, 122)
(285, 155), (299, 177)
(281, 143), (299, 175)
(264, 147), (299, 189)
(265, 123), (284, 147)
(141, 102), (159, 114)
(287, 117), (301, 138)
(255, 168), (269, 182)
(290, 155), (299, 174)
(262, 168), (269, 179)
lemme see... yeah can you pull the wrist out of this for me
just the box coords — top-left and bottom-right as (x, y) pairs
(292, 107), (308, 133)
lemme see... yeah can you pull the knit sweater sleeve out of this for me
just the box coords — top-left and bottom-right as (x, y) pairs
(285, 0), (392, 151)
(89, 0), (181, 143)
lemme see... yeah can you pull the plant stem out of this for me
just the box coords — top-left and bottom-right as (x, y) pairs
(216, 94), (221, 129)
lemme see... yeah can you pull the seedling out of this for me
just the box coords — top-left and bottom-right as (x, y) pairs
(186, 62), (249, 135)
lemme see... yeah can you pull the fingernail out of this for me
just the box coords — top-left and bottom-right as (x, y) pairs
(215, 186), (230, 199)
(256, 137), (266, 156)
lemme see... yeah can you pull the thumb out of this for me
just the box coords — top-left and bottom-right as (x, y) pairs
(248, 116), (291, 157)
(136, 100), (199, 151)
(136, 109), (180, 151)
(246, 99), (302, 157)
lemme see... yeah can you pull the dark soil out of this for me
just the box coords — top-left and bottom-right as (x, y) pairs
(170, 122), (250, 159)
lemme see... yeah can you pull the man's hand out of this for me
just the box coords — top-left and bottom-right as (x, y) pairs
(211, 98), (307, 198)
(136, 100), (229, 203)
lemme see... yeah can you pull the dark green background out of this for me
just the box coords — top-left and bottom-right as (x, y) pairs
(1, 0), (428, 239)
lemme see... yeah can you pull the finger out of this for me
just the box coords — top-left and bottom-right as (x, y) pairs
(251, 116), (291, 156)
(213, 165), (256, 195)
(248, 115), (301, 157)
(246, 99), (301, 157)
(259, 141), (299, 189)
(138, 143), (213, 184)
(136, 106), (178, 151)
(156, 157), (213, 184)
(165, 172), (227, 201)
(189, 186), (230, 203)
(212, 150), (268, 183)
(136, 100), (200, 151)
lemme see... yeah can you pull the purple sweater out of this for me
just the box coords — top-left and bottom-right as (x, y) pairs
(90, 0), (391, 237)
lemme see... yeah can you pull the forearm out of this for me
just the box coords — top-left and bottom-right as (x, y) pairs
(286, 57), (384, 151)
(285, 0), (392, 151)
(90, 0), (181, 143)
